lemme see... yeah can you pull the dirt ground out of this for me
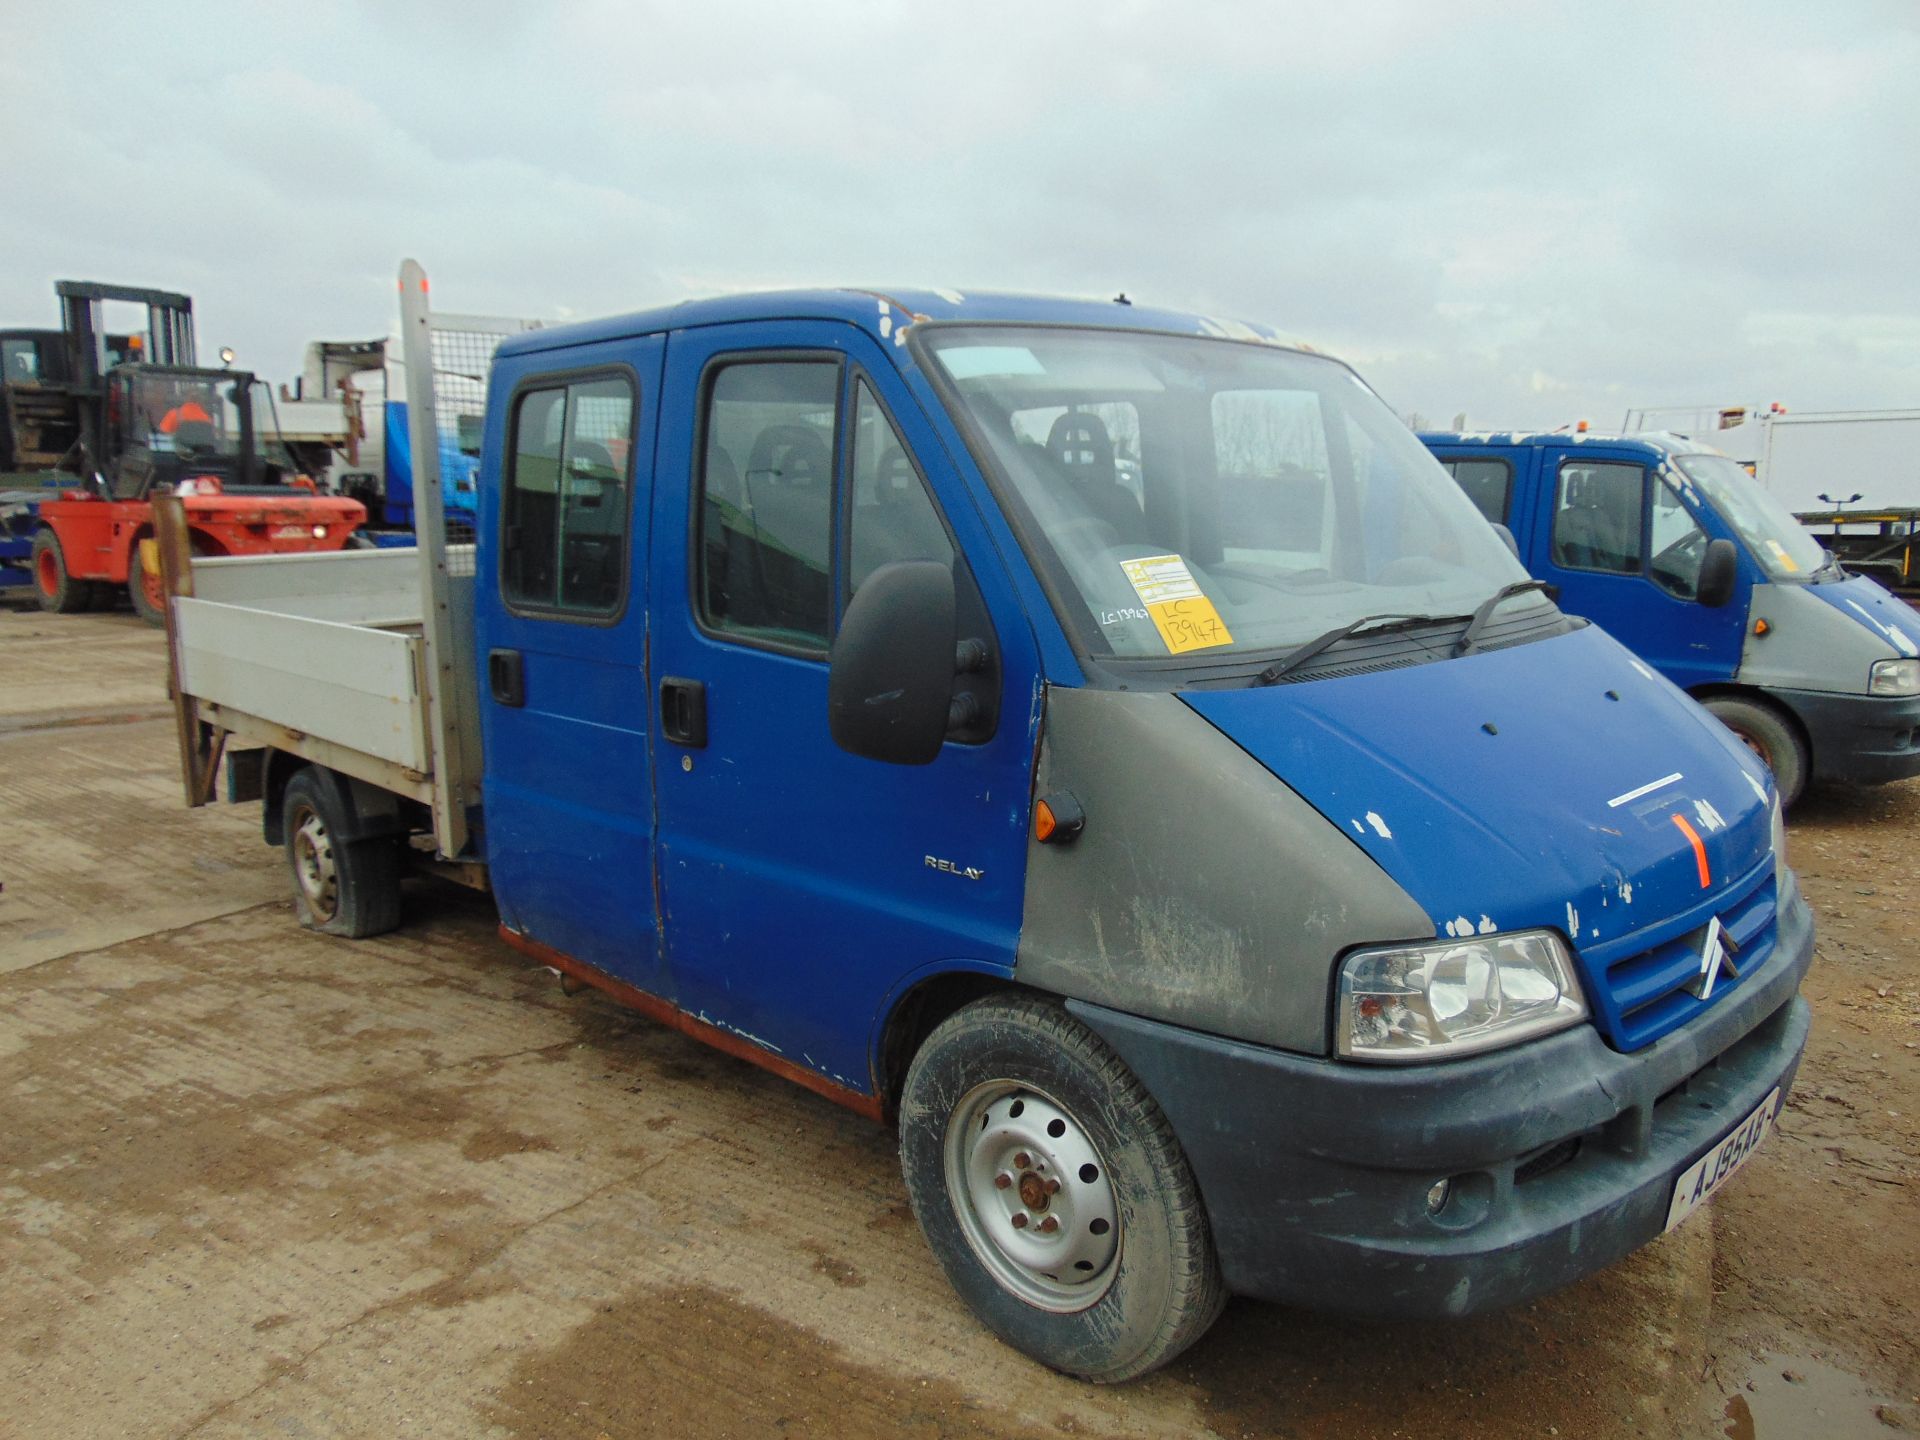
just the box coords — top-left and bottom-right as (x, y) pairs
(0, 602), (1914, 1440)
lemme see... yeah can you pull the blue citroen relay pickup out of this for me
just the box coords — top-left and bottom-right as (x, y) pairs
(1425, 430), (1920, 804)
(182, 275), (1812, 1381)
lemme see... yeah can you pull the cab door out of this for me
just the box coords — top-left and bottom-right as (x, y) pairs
(1537, 446), (1745, 689)
(645, 319), (1036, 1093)
(476, 337), (670, 998)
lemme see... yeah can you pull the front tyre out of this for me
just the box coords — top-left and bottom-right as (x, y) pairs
(281, 767), (402, 938)
(1705, 696), (1808, 807)
(899, 994), (1224, 1382)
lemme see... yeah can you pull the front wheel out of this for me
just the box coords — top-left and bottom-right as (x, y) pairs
(1704, 696), (1808, 807)
(31, 529), (90, 614)
(282, 768), (402, 938)
(899, 994), (1224, 1382)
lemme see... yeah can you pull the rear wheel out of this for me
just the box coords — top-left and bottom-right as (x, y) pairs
(282, 768), (402, 938)
(1705, 696), (1808, 807)
(899, 993), (1224, 1382)
(128, 541), (167, 627)
(30, 529), (90, 613)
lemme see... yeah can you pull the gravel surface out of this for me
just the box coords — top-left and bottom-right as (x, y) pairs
(1, 603), (1913, 1438)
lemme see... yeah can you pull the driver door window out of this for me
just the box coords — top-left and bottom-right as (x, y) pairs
(1551, 462), (1644, 574)
(1648, 478), (1708, 599)
(696, 360), (840, 653)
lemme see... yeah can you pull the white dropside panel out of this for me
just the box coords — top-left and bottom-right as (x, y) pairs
(176, 598), (428, 773)
(191, 548), (427, 628)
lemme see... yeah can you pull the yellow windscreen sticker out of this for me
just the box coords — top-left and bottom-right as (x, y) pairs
(1117, 554), (1234, 654)
(1766, 538), (1799, 573)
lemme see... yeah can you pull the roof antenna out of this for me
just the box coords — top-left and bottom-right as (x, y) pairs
(1113, 292), (1132, 306)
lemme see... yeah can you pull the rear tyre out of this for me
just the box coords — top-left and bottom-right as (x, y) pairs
(1705, 696), (1808, 807)
(282, 768), (403, 938)
(128, 542), (167, 627)
(899, 993), (1225, 1383)
(30, 529), (90, 613)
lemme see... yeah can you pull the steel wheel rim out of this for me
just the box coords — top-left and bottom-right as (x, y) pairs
(35, 546), (58, 597)
(291, 805), (339, 920)
(943, 1080), (1121, 1313)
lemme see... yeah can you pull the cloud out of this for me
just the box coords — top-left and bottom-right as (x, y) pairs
(0, 0), (1913, 430)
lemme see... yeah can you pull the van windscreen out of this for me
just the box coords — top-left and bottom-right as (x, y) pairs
(923, 327), (1533, 663)
(1671, 453), (1829, 581)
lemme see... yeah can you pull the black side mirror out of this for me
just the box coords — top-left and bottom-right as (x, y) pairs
(1491, 522), (1521, 559)
(829, 561), (957, 765)
(1697, 537), (1739, 608)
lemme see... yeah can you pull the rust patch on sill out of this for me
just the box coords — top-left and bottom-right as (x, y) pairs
(497, 925), (885, 1124)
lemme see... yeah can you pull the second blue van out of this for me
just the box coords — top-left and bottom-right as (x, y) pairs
(1425, 430), (1920, 803)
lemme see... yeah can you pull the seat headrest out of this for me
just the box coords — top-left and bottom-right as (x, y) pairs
(1046, 411), (1116, 484)
(746, 423), (833, 487)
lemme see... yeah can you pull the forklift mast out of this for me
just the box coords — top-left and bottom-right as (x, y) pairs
(55, 280), (196, 386)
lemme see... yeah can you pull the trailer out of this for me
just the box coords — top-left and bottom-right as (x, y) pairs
(1791, 505), (1920, 596)
(1623, 403), (1920, 513)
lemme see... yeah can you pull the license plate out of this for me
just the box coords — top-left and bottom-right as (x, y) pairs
(1663, 1087), (1780, 1233)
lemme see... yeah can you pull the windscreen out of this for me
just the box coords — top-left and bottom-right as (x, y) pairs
(1672, 453), (1828, 580)
(924, 327), (1533, 661)
(129, 373), (238, 457)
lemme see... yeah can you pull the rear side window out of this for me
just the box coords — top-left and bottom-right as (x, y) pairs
(1440, 458), (1512, 525)
(502, 373), (635, 616)
(698, 360), (840, 651)
(1552, 461), (1644, 574)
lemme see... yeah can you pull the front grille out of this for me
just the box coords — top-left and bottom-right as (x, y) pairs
(1583, 865), (1777, 1051)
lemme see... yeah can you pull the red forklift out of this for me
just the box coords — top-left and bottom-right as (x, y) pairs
(2, 281), (363, 623)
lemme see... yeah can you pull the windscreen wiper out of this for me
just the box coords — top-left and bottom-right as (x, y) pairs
(1258, 612), (1456, 685)
(1453, 580), (1551, 657)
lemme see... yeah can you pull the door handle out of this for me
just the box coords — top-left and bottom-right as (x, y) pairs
(488, 648), (525, 707)
(660, 676), (707, 747)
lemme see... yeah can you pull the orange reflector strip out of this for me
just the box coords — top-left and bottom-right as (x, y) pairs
(1671, 813), (1711, 889)
(1034, 799), (1057, 843)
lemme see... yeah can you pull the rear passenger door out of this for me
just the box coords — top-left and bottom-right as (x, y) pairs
(476, 337), (671, 999)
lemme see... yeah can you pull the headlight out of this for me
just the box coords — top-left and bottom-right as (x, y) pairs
(1869, 658), (1920, 696)
(1337, 930), (1586, 1063)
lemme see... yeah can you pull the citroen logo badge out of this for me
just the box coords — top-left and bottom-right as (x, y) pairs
(1686, 916), (1741, 1000)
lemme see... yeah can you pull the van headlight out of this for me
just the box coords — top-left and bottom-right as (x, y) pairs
(1336, 931), (1587, 1063)
(1869, 658), (1919, 695)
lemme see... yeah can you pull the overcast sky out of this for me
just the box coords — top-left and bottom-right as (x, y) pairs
(4, 2), (1915, 431)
